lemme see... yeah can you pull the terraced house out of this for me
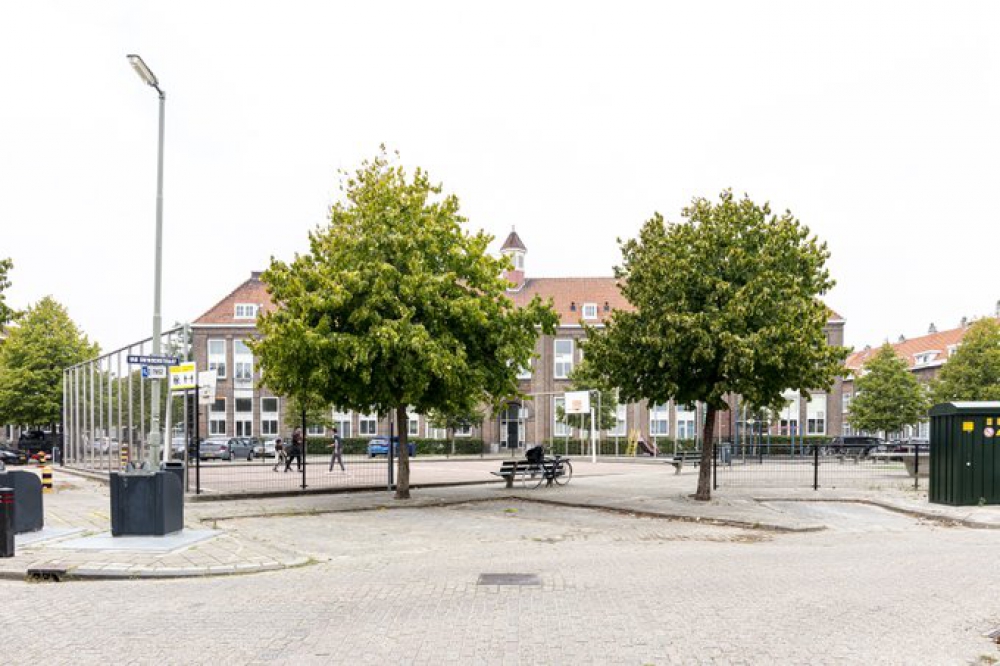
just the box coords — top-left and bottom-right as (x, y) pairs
(191, 230), (850, 448)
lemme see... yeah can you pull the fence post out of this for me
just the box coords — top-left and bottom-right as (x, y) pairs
(712, 440), (718, 491)
(913, 446), (919, 490)
(301, 408), (307, 490)
(813, 443), (819, 491)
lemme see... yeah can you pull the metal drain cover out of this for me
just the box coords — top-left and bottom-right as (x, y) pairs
(478, 573), (541, 586)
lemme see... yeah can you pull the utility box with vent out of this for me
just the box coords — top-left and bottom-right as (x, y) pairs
(929, 402), (1000, 506)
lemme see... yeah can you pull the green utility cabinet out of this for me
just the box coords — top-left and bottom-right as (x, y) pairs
(929, 402), (1000, 506)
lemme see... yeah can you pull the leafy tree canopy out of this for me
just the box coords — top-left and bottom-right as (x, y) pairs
(931, 318), (1000, 403)
(251, 149), (557, 497)
(849, 343), (930, 434)
(585, 190), (847, 499)
(0, 258), (16, 328)
(0, 296), (99, 426)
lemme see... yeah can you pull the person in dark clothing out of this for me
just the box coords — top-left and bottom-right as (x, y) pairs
(272, 438), (286, 472)
(284, 427), (303, 472)
(328, 426), (345, 472)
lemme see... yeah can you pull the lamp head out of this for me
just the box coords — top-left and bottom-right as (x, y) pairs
(126, 54), (160, 89)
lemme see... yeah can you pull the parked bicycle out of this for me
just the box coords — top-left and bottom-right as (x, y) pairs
(522, 446), (573, 489)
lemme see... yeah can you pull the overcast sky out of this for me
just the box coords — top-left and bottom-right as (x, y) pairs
(2, 1), (998, 354)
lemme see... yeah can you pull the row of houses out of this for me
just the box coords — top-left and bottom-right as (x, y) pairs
(190, 230), (849, 448)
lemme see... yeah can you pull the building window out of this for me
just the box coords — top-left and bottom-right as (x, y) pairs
(408, 408), (420, 437)
(554, 339), (574, 379)
(208, 340), (226, 379)
(650, 404), (670, 436)
(234, 303), (258, 319)
(307, 424), (325, 436)
(514, 253), (524, 269)
(332, 409), (352, 438)
(209, 398), (226, 435)
(582, 303), (598, 320)
(676, 406), (696, 440)
(234, 340), (254, 382)
(554, 396), (570, 437)
(454, 423), (472, 437)
(516, 359), (532, 380)
(806, 393), (826, 435)
(261, 397), (279, 436)
(427, 426), (446, 439)
(359, 412), (378, 436)
(609, 404), (627, 436)
(234, 394), (252, 437)
(842, 392), (852, 414)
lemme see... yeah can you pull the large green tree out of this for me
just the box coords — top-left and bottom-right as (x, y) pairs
(849, 343), (930, 435)
(0, 296), (99, 427)
(0, 258), (16, 329)
(251, 150), (557, 498)
(932, 318), (1000, 403)
(585, 191), (847, 500)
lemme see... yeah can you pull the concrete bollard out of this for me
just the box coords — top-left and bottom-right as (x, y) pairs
(41, 467), (53, 494)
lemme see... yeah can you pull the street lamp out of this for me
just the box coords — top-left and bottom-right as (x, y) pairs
(127, 54), (166, 467)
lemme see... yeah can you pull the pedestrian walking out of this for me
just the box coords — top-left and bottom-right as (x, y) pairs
(284, 428), (303, 472)
(328, 426), (345, 472)
(272, 438), (286, 472)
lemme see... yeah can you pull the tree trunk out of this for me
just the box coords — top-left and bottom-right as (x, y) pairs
(694, 404), (718, 501)
(394, 406), (411, 500)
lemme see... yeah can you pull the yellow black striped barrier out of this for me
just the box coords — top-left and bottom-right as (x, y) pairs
(42, 466), (53, 494)
(120, 444), (129, 469)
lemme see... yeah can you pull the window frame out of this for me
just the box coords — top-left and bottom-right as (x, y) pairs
(582, 303), (598, 320)
(554, 339), (575, 379)
(207, 339), (227, 379)
(234, 303), (258, 319)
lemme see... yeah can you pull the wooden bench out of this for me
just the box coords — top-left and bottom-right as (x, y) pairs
(491, 460), (533, 488)
(665, 451), (702, 474)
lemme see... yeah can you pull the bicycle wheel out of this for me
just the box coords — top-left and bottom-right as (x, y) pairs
(522, 462), (545, 489)
(553, 459), (573, 486)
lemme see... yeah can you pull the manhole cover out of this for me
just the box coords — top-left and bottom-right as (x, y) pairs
(478, 573), (541, 586)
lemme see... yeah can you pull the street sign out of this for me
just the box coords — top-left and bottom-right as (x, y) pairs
(169, 362), (197, 391)
(141, 365), (167, 379)
(127, 354), (180, 366)
(565, 390), (591, 415)
(197, 370), (217, 406)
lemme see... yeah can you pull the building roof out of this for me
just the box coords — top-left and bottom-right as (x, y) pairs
(845, 324), (970, 373)
(507, 277), (631, 325)
(500, 229), (526, 252)
(193, 272), (274, 326)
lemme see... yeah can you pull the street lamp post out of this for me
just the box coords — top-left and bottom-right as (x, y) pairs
(127, 54), (166, 468)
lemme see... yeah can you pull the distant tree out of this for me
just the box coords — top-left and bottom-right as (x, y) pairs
(426, 404), (486, 452)
(931, 318), (1000, 403)
(284, 393), (333, 436)
(0, 297), (99, 428)
(849, 343), (930, 435)
(585, 191), (847, 500)
(251, 149), (557, 498)
(0, 258), (16, 329)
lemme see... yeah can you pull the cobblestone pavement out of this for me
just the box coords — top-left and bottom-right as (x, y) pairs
(5, 492), (1000, 665)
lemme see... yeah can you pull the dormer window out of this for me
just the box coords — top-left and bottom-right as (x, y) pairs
(948, 344), (960, 357)
(234, 303), (258, 319)
(914, 350), (940, 366)
(582, 303), (598, 320)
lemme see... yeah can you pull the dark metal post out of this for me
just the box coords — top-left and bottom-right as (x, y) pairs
(388, 416), (395, 490)
(195, 403), (202, 495)
(914, 445), (919, 490)
(301, 407), (307, 490)
(813, 442), (819, 491)
(712, 440), (718, 490)
(0, 487), (14, 558)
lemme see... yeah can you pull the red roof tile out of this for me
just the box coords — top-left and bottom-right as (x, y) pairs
(846, 325), (972, 371)
(193, 273), (274, 325)
(507, 277), (631, 325)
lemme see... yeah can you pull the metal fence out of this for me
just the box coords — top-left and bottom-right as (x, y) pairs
(188, 451), (389, 496)
(713, 443), (925, 491)
(62, 325), (191, 475)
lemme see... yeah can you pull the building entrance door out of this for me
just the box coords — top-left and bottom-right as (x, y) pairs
(501, 403), (523, 449)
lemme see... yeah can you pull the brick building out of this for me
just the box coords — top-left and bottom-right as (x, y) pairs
(190, 230), (849, 447)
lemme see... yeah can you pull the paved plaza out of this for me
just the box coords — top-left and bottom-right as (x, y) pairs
(3, 464), (1000, 664)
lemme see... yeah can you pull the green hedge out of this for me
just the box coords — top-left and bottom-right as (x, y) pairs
(305, 437), (485, 456)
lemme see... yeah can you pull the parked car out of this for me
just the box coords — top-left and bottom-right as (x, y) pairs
(229, 438), (258, 461)
(199, 437), (233, 461)
(826, 436), (883, 456)
(171, 436), (187, 460)
(253, 439), (278, 458)
(89, 437), (118, 455)
(0, 446), (28, 466)
(16, 430), (60, 455)
(366, 436), (415, 458)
